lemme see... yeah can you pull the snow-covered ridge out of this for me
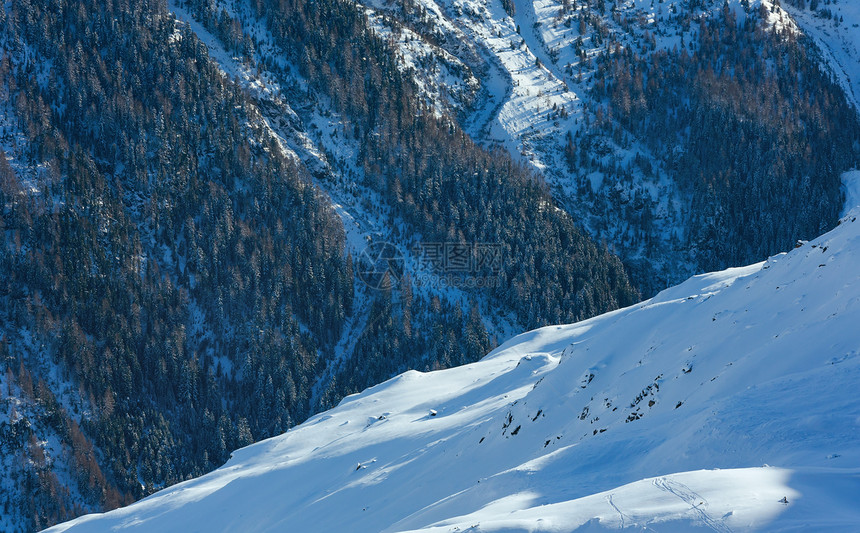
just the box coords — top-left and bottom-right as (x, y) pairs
(46, 206), (860, 530)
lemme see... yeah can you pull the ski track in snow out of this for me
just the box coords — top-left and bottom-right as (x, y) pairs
(653, 477), (731, 533)
(604, 493), (629, 530)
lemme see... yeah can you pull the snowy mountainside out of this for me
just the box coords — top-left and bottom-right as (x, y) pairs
(46, 205), (860, 531)
(786, 0), (860, 111)
(353, 0), (702, 270)
(2, 1), (642, 528)
(0, 351), (103, 532)
(167, 0), (524, 388)
(357, 0), (858, 293)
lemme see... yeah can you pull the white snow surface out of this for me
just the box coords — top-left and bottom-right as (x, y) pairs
(46, 211), (860, 531)
(786, 1), (860, 111)
(842, 170), (860, 217)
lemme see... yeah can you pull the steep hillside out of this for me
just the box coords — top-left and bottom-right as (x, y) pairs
(0, 0), (354, 527)
(4, 0), (859, 530)
(0, 0), (638, 529)
(46, 200), (860, 531)
(359, 0), (860, 293)
(785, 0), (860, 110)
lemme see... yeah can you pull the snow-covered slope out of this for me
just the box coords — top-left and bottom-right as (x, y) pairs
(786, 1), (860, 111)
(46, 206), (860, 531)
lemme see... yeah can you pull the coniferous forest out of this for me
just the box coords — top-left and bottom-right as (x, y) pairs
(0, 0), (857, 530)
(592, 3), (858, 275)
(0, 0), (636, 529)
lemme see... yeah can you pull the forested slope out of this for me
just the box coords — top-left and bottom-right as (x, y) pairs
(353, 0), (860, 294)
(4, 0), (857, 530)
(0, 0), (637, 530)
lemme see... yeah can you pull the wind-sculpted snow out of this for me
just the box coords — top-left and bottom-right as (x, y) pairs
(47, 211), (860, 531)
